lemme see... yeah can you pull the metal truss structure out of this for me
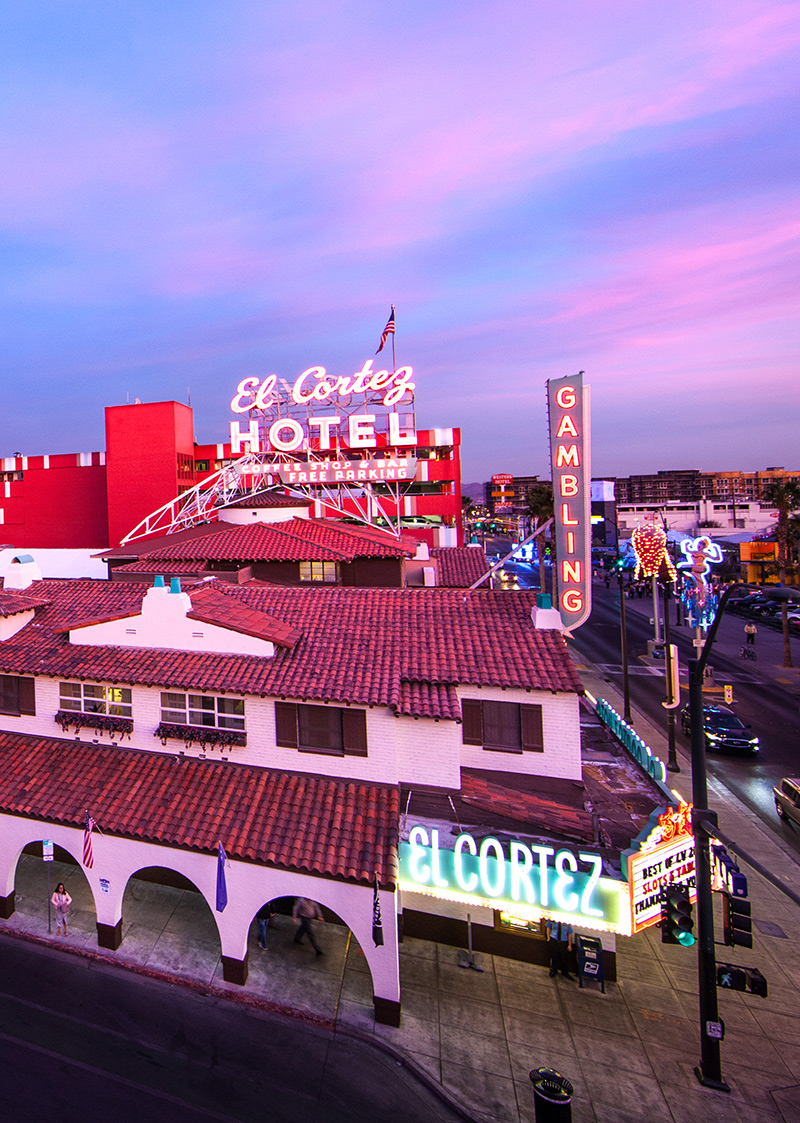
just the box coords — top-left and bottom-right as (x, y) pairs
(120, 449), (417, 545)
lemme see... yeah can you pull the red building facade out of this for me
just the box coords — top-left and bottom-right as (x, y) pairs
(1, 400), (462, 549)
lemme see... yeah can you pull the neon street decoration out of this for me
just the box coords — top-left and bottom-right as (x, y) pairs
(625, 800), (696, 934)
(399, 826), (629, 935)
(594, 698), (668, 784)
(630, 523), (677, 582)
(678, 535), (722, 629)
(547, 373), (591, 630)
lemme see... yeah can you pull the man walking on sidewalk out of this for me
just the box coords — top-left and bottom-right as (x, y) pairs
(293, 897), (325, 956)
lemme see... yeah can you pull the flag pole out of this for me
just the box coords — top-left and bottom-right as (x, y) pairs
(391, 306), (396, 370)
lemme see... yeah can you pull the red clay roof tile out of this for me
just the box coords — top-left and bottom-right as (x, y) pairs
(0, 579), (582, 713)
(0, 731), (398, 887)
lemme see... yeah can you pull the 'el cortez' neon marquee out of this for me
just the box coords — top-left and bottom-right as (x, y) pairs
(399, 826), (628, 934)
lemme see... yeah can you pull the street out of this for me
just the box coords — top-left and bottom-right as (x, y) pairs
(0, 938), (463, 1123)
(570, 581), (800, 852)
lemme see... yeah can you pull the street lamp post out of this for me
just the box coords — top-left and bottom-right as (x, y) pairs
(689, 582), (798, 1089)
(662, 583), (679, 773)
(618, 570), (632, 725)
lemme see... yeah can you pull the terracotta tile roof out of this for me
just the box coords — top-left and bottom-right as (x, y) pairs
(187, 585), (301, 649)
(395, 680), (460, 720)
(430, 546), (490, 588)
(0, 731), (398, 887)
(0, 579), (582, 713)
(140, 519), (414, 563)
(113, 560), (206, 575)
(97, 522), (232, 561)
(0, 590), (52, 618)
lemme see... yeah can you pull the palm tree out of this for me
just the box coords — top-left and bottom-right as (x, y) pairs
(763, 480), (800, 667)
(525, 484), (554, 595)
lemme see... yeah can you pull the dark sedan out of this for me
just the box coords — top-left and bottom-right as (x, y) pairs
(680, 703), (759, 754)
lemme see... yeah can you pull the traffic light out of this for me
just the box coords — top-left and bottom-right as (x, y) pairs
(722, 893), (753, 948)
(661, 886), (696, 946)
(716, 962), (768, 998)
(745, 968), (768, 998)
(717, 963), (746, 991)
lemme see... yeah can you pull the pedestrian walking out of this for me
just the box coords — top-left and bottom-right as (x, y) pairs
(545, 918), (574, 979)
(256, 901), (274, 950)
(292, 897), (324, 956)
(744, 621), (757, 646)
(51, 882), (72, 937)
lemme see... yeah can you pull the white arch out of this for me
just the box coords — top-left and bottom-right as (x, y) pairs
(0, 813), (399, 1015)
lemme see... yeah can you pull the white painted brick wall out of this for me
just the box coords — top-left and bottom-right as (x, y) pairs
(3, 675), (581, 787)
(455, 684), (582, 781)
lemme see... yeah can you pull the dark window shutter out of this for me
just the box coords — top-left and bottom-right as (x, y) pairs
(18, 677), (35, 716)
(461, 699), (483, 745)
(521, 704), (544, 752)
(0, 675), (21, 716)
(342, 709), (368, 756)
(275, 701), (298, 748)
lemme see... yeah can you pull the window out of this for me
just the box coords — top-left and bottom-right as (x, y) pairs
(160, 692), (244, 730)
(60, 682), (131, 717)
(299, 561), (338, 583)
(194, 459), (210, 473)
(0, 675), (35, 716)
(275, 702), (367, 756)
(461, 699), (543, 753)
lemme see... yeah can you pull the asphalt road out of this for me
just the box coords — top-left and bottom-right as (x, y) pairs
(570, 582), (800, 855)
(0, 939), (464, 1123)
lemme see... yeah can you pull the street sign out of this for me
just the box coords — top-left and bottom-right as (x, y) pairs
(42, 840), (53, 862)
(706, 1020), (724, 1040)
(693, 638), (705, 648)
(724, 685), (734, 704)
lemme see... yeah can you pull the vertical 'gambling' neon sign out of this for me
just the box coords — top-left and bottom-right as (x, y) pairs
(547, 372), (591, 630)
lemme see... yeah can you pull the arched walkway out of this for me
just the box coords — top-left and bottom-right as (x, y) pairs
(0, 814), (400, 1025)
(8, 841), (96, 945)
(119, 867), (222, 982)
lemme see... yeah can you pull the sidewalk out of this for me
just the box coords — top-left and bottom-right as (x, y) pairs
(4, 666), (800, 1122)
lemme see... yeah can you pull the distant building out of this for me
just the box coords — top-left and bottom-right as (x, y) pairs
(612, 467), (800, 505)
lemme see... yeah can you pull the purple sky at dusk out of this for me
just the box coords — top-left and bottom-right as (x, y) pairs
(1, 2), (798, 484)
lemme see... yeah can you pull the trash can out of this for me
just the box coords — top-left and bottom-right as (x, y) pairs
(529, 1067), (573, 1122)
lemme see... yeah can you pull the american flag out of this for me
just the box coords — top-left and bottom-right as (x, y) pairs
(83, 811), (97, 869)
(375, 306), (395, 354)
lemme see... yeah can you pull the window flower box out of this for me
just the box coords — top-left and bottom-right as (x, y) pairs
(154, 722), (247, 750)
(55, 710), (134, 739)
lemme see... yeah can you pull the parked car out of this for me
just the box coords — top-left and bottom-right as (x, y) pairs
(680, 704), (759, 754)
(774, 778), (800, 827)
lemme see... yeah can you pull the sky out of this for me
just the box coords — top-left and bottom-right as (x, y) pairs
(0, 1), (798, 484)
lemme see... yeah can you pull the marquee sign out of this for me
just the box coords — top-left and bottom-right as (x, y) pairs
(277, 457), (417, 485)
(229, 360), (417, 456)
(625, 801), (696, 934)
(399, 826), (629, 935)
(547, 373), (591, 630)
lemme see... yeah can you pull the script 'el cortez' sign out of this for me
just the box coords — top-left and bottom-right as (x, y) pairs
(547, 373), (591, 630)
